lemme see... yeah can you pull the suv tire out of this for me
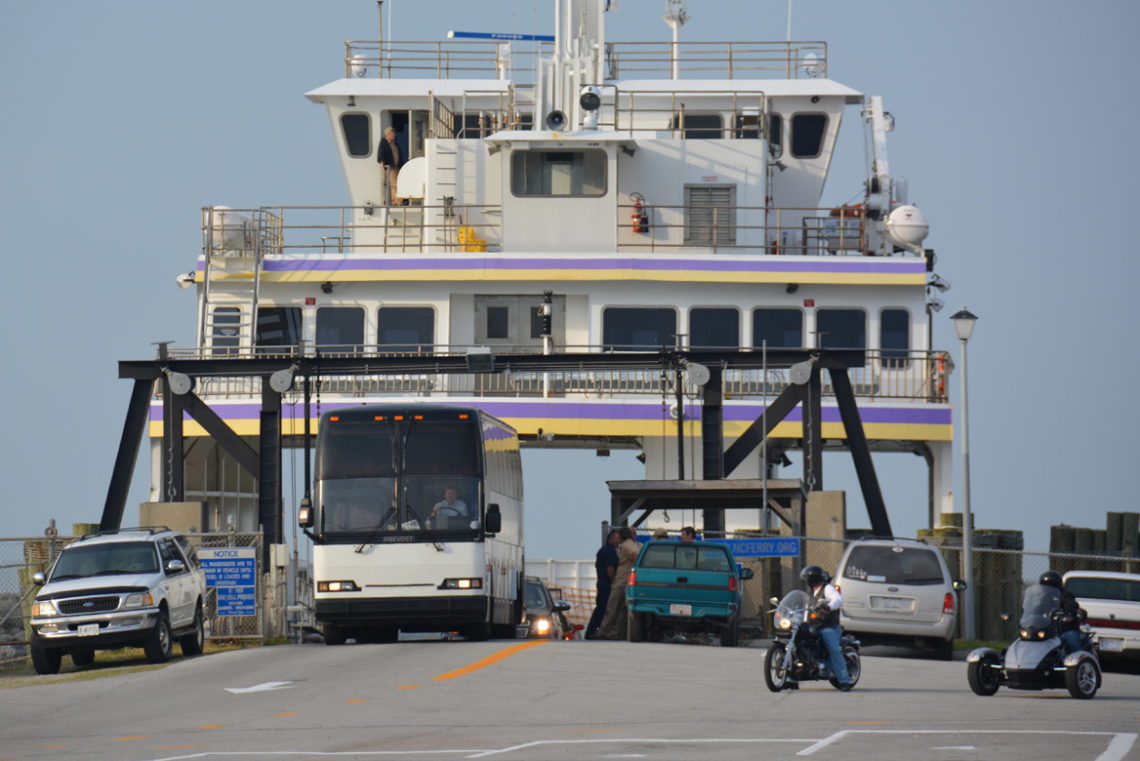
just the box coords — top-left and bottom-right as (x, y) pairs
(180, 604), (205, 656)
(71, 649), (95, 667)
(31, 644), (62, 675)
(144, 612), (173, 663)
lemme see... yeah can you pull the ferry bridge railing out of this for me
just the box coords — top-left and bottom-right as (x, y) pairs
(162, 347), (950, 405)
(342, 40), (826, 82)
(199, 204), (887, 258)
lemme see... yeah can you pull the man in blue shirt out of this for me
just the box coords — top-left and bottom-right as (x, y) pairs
(585, 529), (621, 639)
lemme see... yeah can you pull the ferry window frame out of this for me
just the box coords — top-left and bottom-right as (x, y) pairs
(752, 308), (803, 349)
(340, 112), (372, 158)
(768, 113), (783, 157)
(880, 308), (910, 369)
(734, 113), (761, 140)
(255, 306), (303, 351)
(377, 306), (434, 352)
(671, 112), (724, 139)
(791, 113), (828, 159)
(815, 308), (866, 350)
(510, 149), (608, 197)
(689, 307), (740, 350)
(210, 306), (242, 354)
(316, 306), (365, 350)
(602, 307), (677, 351)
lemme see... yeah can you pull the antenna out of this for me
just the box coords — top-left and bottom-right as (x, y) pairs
(662, 0), (688, 79)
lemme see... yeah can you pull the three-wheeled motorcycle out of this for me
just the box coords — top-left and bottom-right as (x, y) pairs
(966, 583), (1101, 699)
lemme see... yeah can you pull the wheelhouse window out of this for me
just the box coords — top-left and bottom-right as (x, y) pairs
(769, 113), (783, 156)
(752, 308), (802, 349)
(734, 112), (761, 139)
(210, 306), (241, 354)
(816, 308), (866, 349)
(791, 113), (828, 158)
(256, 307), (303, 350)
(672, 112), (723, 139)
(511, 149), (606, 197)
(340, 113), (371, 157)
(685, 184), (736, 246)
(880, 309), (910, 368)
(603, 307), (676, 350)
(316, 307), (364, 350)
(378, 307), (434, 352)
(690, 308), (739, 350)
(454, 112), (494, 139)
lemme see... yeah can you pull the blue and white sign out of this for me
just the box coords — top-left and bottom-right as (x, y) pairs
(711, 537), (801, 558)
(199, 547), (258, 616)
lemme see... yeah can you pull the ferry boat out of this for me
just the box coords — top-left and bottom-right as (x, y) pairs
(152, 0), (952, 542)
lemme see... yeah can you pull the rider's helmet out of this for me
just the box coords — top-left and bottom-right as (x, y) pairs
(800, 565), (829, 588)
(1039, 570), (1063, 589)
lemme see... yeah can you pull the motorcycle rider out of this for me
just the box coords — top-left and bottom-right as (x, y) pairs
(800, 565), (854, 691)
(1039, 570), (1086, 654)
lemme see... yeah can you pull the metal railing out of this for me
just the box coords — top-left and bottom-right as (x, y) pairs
(341, 40), (826, 82)
(164, 349), (951, 404)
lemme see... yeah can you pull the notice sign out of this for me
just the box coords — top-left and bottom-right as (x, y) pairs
(199, 547), (258, 616)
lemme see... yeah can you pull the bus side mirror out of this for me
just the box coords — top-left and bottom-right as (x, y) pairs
(298, 502), (313, 528)
(485, 503), (502, 535)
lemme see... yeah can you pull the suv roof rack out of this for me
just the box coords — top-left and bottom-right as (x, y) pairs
(80, 526), (172, 540)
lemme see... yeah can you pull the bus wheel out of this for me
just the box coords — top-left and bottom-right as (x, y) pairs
(321, 625), (346, 646)
(360, 627), (398, 644)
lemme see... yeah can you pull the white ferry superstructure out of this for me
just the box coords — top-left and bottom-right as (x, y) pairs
(156, 0), (953, 537)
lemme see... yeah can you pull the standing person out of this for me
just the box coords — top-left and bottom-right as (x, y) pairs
(801, 565), (854, 691)
(598, 527), (642, 640)
(585, 529), (621, 639)
(680, 526), (697, 543)
(377, 125), (406, 205)
(1039, 570), (1087, 654)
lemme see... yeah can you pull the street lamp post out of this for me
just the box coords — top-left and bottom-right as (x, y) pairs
(951, 307), (978, 640)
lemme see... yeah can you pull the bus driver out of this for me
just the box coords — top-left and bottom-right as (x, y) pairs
(429, 487), (469, 528)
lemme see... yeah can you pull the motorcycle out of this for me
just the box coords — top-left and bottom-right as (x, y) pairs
(764, 589), (861, 692)
(966, 583), (1101, 699)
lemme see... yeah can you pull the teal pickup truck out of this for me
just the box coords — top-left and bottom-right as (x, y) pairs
(625, 540), (753, 647)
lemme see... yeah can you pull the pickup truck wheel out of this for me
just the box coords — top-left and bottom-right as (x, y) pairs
(628, 612), (645, 642)
(31, 644), (62, 675)
(144, 612), (173, 663)
(180, 604), (205, 656)
(720, 617), (740, 647)
(71, 649), (95, 667)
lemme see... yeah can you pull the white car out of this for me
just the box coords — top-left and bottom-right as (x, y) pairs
(29, 527), (208, 674)
(833, 538), (963, 660)
(1063, 570), (1140, 659)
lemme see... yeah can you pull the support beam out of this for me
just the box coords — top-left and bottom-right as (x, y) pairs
(700, 365), (724, 535)
(722, 383), (805, 477)
(100, 379), (153, 531)
(804, 365), (823, 491)
(161, 379), (185, 503)
(258, 383), (282, 561)
(829, 367), (892, 537)
(180, 393), (260, 478)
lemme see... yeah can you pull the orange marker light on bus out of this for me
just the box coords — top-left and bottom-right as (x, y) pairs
(329, 416), (340, 422)
(458, 414), (469, 419)
(374, 416), (386, 421)
(394, 415), (404, 421)
(414, 415), (424, 420)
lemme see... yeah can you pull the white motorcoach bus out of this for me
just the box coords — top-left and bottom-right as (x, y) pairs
(299, 403), (523, 643)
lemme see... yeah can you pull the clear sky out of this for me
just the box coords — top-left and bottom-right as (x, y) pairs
(2, 1), (1138, 559)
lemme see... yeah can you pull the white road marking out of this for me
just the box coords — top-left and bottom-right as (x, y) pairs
(796, 730), (1137, 759)
(931, 747), (975, 751)
(465, 738), (813, 759)
(223, 681), (295, 694)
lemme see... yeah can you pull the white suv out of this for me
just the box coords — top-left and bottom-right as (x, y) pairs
(29, 527), (208, 674)
(833, 538), (962, 660)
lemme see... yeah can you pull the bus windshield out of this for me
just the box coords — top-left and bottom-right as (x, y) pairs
(316, 417), (483, 536)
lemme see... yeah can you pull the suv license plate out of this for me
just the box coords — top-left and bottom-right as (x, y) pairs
(670, 604), (692, 616)
(1099, 637), (1124, 652)
(77, 624), (100, 637)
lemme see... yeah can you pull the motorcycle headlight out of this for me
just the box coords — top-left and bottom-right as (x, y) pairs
(778, 617), (792, 630)
(1037, 630), (1046, 639)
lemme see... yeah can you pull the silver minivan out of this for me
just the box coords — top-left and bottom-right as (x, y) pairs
(833, 538), (962, 660)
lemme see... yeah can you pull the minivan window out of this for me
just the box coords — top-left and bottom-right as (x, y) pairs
(844, 546), (944, 585)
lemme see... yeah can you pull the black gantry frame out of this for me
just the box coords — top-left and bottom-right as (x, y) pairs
(103, 348), (891, 551)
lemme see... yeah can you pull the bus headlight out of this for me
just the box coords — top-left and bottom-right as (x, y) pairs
(439, 578), (483, 590)
(318, 580), (360, 592)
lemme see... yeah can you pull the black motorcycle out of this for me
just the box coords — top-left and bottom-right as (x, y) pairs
(764, 589), (861, 692)
(966, 583), (1101, 699)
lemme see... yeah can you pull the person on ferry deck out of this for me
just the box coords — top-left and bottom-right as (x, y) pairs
(377, 125), (406, 205)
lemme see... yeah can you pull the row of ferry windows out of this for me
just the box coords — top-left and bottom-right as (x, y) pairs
(339, 112), (827, 159)
(215, 305), (910, 361)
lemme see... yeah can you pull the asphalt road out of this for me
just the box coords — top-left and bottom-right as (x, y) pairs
(3, 639), (1138, 761)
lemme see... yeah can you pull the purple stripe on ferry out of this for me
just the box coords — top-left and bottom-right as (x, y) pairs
(261, 257), (925, 275)
(150, 401), (950, 426)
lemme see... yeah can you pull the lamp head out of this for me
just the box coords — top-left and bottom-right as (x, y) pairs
(951, 307), (978, 342)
